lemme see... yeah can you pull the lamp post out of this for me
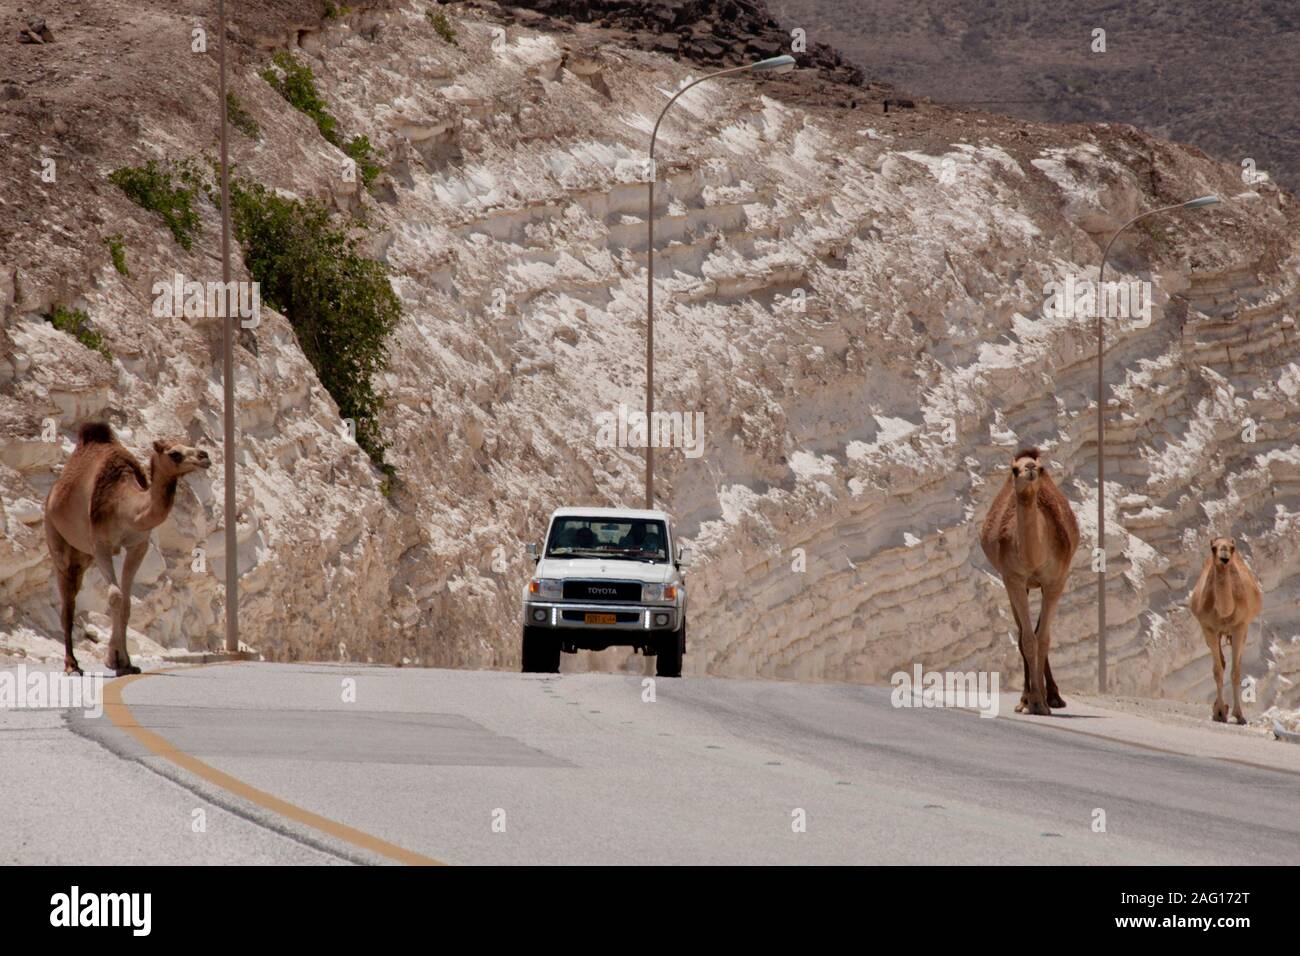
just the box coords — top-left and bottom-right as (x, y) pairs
(218, 0), (237, 653)
(643, 54), (795, 509)
(1095, 194), (1219, 691)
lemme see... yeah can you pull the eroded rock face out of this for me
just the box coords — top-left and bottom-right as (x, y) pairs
(1, 2), (1297, 711)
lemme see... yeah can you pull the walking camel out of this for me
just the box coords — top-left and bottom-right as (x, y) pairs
(980, 448), (1080, 716)
(1189, 537), (1262, 724)
(44, 422), (210, 675)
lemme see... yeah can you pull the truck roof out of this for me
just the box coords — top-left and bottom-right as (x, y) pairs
(551, 506), (672, 522)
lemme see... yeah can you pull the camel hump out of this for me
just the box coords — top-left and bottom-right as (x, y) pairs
(77, 421), (116, 445)
(89, 451), (148, 525)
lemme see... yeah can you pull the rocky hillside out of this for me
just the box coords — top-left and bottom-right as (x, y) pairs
(1, 1), (1297, 711)
(769, 0), (1300, 193)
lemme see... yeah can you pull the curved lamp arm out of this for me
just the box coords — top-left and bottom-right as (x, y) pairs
(649, 64), (753, 163)
(643, 54), (794, 508)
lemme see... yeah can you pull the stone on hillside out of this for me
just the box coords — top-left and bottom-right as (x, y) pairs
(17, 17), (55, 44)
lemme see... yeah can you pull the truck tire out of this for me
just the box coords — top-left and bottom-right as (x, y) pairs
(522, 626), (560, 673)
(656, 620), (685, 678)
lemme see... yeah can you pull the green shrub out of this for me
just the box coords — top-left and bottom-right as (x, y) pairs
(228, 177), (400, 467)
(343, 134), (382, 188)
(226, 91), (261, 140)
(108, 161), (202, 250)
(261, 52), (384, 188)
(427, 8), (458, 45)
(261, 51), (339, 144)
(104, 234), (129, 277)
(47, 306), (111, 360)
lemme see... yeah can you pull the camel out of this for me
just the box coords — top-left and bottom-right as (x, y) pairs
(979, 448), (1080, 716)
(1189, 537), (1262, 724)
(44, 422), (210, 676)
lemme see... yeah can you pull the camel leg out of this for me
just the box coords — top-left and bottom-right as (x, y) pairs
(48, 525), (91, 675)
(54, 568), (80, 675)
(92, 544), (129, 675)
(1006, 581), (1048, 715)
(1229, 624), (1248, 725)
(1043, 658), (1062, 708)
(61, 555), (92, 674)
(107, 542), (147, 677)
(1007, 589), (1031, 713)
(1020, 652), (1030, 713)
(1036, 585), (1066, 709)
(1203, 624), (1228, 722)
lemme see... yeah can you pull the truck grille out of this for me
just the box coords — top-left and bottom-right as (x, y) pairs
(562, 580), (641, 602)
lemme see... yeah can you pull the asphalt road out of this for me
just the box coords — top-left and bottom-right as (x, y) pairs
(6, 662), (1300, 864)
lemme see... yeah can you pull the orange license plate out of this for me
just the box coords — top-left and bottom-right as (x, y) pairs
(584, 613), (617, 625)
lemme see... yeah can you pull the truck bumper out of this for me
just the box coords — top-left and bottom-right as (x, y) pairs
(524, 601), (680, 636)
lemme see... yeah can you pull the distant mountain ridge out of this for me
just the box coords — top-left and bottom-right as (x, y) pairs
(767, 0), (1300, 192)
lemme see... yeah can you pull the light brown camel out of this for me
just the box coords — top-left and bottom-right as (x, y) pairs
(979, 448), (1080, 716)
(44, 422), (210, 676)
(1189, 537), (1262, 724)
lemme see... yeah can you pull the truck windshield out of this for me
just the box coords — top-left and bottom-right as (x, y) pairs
(546, 517), (669, 563)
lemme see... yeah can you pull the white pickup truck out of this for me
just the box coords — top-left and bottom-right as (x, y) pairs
(521, 507), (690, 677)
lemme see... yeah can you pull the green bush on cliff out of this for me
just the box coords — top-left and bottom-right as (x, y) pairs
(108, 160), (202, 250)
(104, 234), (129, 277)
(225, 91), (262, 140)
(427, 8), (458, 44)
(47, 306), (111, 360)
(228, 177), (400, 467)
(261, 51), (382, 187)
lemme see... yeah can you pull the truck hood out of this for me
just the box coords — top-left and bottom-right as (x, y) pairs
(534, 557), (674, 584)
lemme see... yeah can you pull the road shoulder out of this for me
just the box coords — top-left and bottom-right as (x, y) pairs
(993, 692), (1300, 776)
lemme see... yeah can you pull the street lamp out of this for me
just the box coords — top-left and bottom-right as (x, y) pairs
(1095, 194), (1219, 691)
(643, 54), (796, 509)
(217, 0), (237, 653)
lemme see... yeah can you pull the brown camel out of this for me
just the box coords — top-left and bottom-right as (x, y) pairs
(979, 448), (1080, 716)
(44, 422), (210, 676)
(1189, 537), (1262, 724)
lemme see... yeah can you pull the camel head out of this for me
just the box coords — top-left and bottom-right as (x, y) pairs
(150, 438), (211, 479)
(1210, 536), (1236, 569)
(1010, 448), (1043, 496)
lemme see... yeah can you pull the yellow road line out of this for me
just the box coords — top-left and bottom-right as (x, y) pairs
(103, 666), (444, 866)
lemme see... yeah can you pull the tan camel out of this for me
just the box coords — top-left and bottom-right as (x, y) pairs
(979, 448), (1080, 716)
(44, 422), (210, 676)
(1189, 537), (1262, 724)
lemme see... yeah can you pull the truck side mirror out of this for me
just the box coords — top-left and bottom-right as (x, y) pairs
(677, 546), (692, 568)
(526, 542), (539, 560)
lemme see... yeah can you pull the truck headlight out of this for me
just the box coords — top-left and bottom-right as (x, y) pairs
(642, 583), (677, 602)
(529, 578), (562, 599)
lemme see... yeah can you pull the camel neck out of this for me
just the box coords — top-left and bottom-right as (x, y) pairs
(1014, 489), (1046, 568)
(1213, 565), (1236, 618)
(135, 465), (178, 532)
